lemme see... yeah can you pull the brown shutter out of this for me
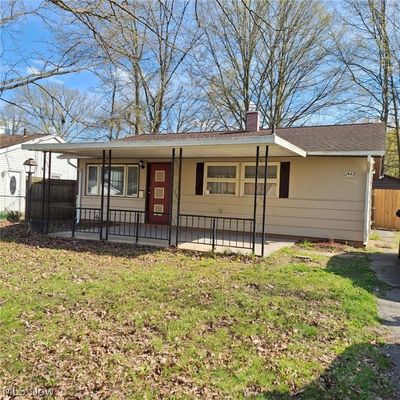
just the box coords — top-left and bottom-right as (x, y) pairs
(195, 163), (204, 195)
(279, 162), (290, 198)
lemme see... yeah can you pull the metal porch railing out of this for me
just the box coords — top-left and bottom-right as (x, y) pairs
(45, 207), (255, 251)
(177, 214), (254, 251)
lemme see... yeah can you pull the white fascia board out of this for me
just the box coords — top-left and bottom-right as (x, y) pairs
(308, 150), (385, 156)
(22, 135), (279, 152)
(22, 134), (309, 157)
(21, 137), (384, 158)
(274, 135), (307, 157)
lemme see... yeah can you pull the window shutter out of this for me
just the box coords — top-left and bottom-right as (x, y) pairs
(195, 163), (204, 195)
(279, 162), (290, 198)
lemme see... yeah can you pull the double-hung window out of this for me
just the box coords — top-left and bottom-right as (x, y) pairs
(86, 164), (139, 197)
(241, 162), (280, 197)
(204, 163), (238, 195)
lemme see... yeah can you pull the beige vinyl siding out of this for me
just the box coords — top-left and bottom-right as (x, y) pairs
(79, 156), (367, 242)
(181, 157), (366, 242)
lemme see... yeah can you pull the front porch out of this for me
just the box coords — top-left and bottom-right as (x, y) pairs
(25, 133), (308, 256)
(44, 206), (295, 256)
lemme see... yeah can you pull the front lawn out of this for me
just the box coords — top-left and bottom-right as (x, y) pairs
(0, 227), (393, 398)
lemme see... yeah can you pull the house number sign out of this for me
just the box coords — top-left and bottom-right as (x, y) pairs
(344, 171), (355, 177)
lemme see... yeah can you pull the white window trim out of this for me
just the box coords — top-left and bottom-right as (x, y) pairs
(203, 162), (239, 196)
(240, 162), (280, 197)
(86, 164), (139, 198)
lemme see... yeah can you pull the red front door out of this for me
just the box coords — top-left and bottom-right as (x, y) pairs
(146, 163), (171, 224)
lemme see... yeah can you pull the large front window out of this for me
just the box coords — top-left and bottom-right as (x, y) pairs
(204, 163), (238, 195)
(241, 163), (280, 197)
(86, 164), (139, 197)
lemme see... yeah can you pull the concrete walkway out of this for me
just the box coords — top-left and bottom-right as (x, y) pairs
(51, 230), (295, 257)
(369, 230), (400, 397)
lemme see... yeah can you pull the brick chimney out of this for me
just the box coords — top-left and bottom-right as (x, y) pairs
(245, 110), (259, 131)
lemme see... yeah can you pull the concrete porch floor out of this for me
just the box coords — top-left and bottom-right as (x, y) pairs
(50, 230), (295, 257)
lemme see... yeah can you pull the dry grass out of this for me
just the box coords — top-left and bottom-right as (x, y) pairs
(0, 224), (393, 399)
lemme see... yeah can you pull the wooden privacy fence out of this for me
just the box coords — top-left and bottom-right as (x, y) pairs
(30, 179), (77, 220)
(372, 189), (400, 230)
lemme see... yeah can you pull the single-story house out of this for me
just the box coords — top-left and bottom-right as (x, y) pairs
(0, 133), (77, 214)
(22, 112), (385, 254)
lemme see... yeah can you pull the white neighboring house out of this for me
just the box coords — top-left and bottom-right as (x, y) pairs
(0, 133), (77, 214)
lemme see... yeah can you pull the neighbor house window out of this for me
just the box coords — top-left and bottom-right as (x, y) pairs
(204, 163), (238, 195)
(86, 164), (139, 197)
(241, 162), (280, 197)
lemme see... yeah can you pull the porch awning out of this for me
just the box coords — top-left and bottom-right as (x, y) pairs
(21, 134), (306, 159)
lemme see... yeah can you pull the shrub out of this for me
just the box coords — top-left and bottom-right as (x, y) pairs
(0, 210), (23, 222)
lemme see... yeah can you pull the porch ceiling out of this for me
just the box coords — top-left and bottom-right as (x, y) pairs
(22, 135), (307, 159)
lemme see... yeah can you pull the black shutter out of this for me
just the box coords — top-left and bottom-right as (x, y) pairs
(195, 163), (204, 195)
(279, 162), (290, 198)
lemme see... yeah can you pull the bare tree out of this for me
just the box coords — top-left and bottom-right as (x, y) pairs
(387, 1), (400, 176)
(93, 65), (137, 140)
(3, 84), (100, 141)
(0, 102), (25, 134)
(335, 0), (400, 176)
(137, 1), (202, 133)
(0, 1), (86, 94)
(49, 0), (202, 134)
(192, 0), (344, 129)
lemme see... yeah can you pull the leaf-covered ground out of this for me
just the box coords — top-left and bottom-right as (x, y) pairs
(0, 223), (394, 399)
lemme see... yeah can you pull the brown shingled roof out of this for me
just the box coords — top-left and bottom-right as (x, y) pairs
(123, 129), (265, 142)
(0, 134), (47, 149)
(276, 123), (385, 152)
(122, 122), (385, 153)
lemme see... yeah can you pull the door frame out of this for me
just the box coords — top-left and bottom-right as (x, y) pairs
(145, 162), (172, 224)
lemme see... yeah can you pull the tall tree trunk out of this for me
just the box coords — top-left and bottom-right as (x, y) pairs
(134, 61), (141, 135)
(390, 73), (400, 177)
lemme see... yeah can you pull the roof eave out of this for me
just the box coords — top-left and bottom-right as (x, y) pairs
(22, 135), (305, 155)
(274, 135), (307, 157)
